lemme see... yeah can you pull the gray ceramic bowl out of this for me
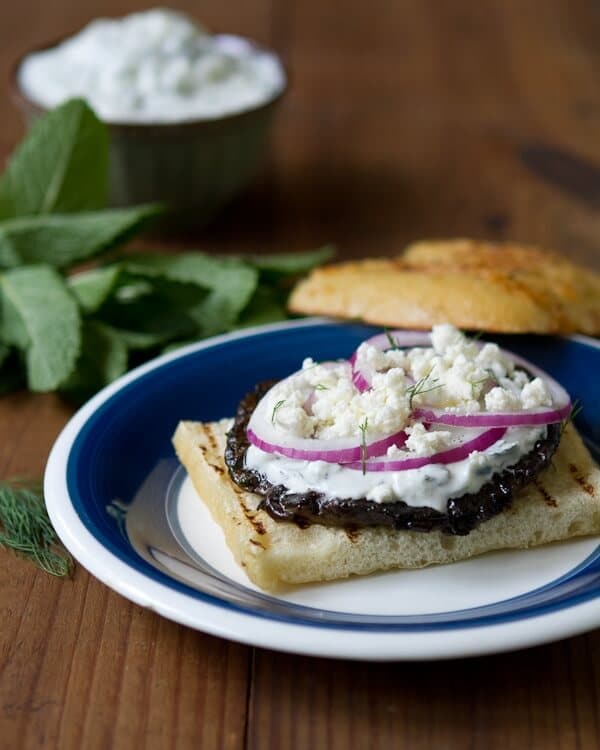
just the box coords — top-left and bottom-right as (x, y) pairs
(11, 34), (287, 231)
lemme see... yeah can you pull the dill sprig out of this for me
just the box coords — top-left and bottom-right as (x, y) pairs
(359, 418), (369, 475)
(0, 479), (72, 577)
(271, 399), (286, 424)
(314, 384), (329, 391)
(469, 369), (499, 397)
(469, 375), (489, 397)
(407, 370), (442, 410)
(560, 400), (583, 438)
(384, 328), (400, 350)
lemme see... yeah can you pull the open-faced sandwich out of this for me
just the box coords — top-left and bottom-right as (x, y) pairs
(173, 324), (600, 590)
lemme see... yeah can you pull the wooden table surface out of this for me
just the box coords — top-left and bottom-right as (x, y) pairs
(1, 1), (599, 748)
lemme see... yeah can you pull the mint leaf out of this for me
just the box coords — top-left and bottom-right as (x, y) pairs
(0, 99), (108, 219)
(69, 265), (121, 313)
(122, 253), (258, 328)
(99, 328), (165, 351)
(187, 291), (241, 337)
(61, 321), (127, 401)
(237, 285), (288, 328)
(249, 245), (335, 275)
(0, 265), (81, 391)
(0, 205), (161, 269)
(98, 293), (199, 349)
(123, 252), (258, 299)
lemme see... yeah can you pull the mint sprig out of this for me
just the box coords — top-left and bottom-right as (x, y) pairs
(0, 98), (334, 401)
(0, 98), (334, 575)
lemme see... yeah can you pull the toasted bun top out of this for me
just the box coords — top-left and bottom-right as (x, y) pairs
(289, 239), (600, 334)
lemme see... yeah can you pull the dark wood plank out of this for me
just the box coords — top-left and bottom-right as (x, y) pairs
(0, 392), (251, 750)
(204, 0), (600, 269)
(247, 636), (600, 749)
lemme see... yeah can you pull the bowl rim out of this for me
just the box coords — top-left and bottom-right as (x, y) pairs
(10, 27), (289, 133)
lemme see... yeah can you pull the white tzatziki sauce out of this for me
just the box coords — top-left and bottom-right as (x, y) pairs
(245, 426), (546, 513)
(18, 9), (286, 123)
(243, 324), (557, 514)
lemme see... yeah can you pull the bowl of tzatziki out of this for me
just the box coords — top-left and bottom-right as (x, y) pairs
(12, 8), (287, 229)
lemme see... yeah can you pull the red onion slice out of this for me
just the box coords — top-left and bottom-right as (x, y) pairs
(247, 427), (408, 463)
(352, 330), (571, 427)
(344, 427), (507, 472)
(413, 351), (571, 427)
(247, 364), (407, 463)
(412, 405), (570, 427)
(351, 331), (432, 392)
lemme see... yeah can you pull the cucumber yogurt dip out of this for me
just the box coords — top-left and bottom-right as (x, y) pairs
(18, 8), (286, 123)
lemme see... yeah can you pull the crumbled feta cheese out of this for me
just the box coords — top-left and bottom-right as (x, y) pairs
(431, 324), (464, 353)
(313, 366), (410, 439)
(355, 342), (408, 373)
(521, 377), (552, 409)
(405, 423), (453, 456)
(266, 324), (553, 442)
(485, 386), (521, 412)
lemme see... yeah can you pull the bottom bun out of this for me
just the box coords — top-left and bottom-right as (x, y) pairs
(173, 420), (600, 591)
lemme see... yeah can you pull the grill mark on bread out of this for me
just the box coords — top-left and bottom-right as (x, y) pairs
(534, 479), (558, 507)
(249, 538), (266, 549)
(238, 499), (267, 535)
(569, 463), (595, 496)
(208, 462), (224, 475)
(204, 423), (218, 452)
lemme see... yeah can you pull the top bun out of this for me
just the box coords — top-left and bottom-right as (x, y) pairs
(288, 239), (600, 335)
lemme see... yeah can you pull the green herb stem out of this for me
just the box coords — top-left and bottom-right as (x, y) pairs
(359, 418), (369, 475)
(0, 480), (72, 577)
(271, 399), (286, 424)
(407, 370), (442, 410)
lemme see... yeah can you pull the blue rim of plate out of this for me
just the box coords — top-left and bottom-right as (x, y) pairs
(62, 320), (600, 633)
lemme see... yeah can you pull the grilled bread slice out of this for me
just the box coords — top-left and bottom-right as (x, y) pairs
(288, 239), (600, 334)
(173, 419), (600, 591)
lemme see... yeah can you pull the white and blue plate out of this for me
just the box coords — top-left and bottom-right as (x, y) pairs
(45, 319), (600, 660)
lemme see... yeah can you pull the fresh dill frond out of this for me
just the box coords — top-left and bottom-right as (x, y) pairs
(407, 370), (442, 410)
(271, 399), (286, 424)
(314, 384), (329, 391)
(0, 479), (72, 577)
(560, 399), (583, 438)
(469, 368), (500, 398)
(571, 400), (583, 421)
(384, 328), (400, 350)
(469, 376), (488, 397)
(359, 418), (369, 475)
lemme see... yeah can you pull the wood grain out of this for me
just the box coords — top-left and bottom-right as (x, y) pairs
(1, 0), (600, 748)
(247, 639), (600, 749)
